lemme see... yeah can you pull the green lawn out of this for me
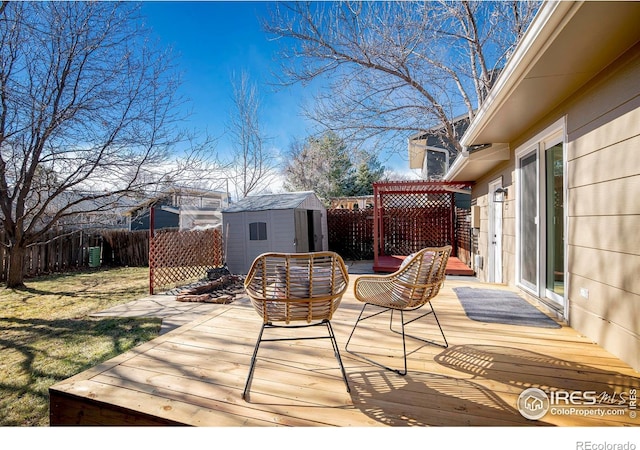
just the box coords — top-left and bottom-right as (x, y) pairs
(0, 267), (162, 426)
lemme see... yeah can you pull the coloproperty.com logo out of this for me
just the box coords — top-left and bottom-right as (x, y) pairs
(517, 387), (637, 421)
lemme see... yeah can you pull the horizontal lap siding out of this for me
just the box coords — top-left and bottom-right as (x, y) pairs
(566, 43), (640, 370)
(469, 167), (515, 285)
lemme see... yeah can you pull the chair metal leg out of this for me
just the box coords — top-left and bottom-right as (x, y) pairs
(242, 322), (266, 400)
(390, 302), (448, 349)
(429, 303), (449, 348)
(243, 320), (350, 401)
(324, 320), (350, 393)
(346, 303), (407, 375)
(346, 302), (448, 376)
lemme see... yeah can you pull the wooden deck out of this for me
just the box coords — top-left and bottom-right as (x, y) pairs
(49, 278), (639, 426)
(374, 255), (475, 276)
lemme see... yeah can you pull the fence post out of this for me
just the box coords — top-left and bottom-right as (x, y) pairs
(149, 207), (155, 295)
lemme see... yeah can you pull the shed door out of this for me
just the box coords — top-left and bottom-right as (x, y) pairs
(308, 210), (323, 252)
(294, 209), (309, 252)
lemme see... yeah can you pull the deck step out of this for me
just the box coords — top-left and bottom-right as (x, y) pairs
(373, 255), (475, 276)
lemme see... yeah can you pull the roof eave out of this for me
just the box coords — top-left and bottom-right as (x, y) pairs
(446, 144), (511, 182)
(448, 1), (640, 182)
(461, 1), (579, 148)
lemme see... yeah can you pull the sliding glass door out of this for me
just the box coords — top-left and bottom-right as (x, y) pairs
(545, 143), (564, 300)
(519, 151), (538, 292)
(516, 123), (565, 310)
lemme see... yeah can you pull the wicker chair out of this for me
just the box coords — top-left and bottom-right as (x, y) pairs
(345, 246), (452, 375)
(242, 251), (350, 400)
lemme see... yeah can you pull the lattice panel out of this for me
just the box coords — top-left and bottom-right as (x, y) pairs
(455, 207), (472, 266)
(380, 193), (452, 256)
(149, 228), (224, 294)
(326, 209), (374, 260)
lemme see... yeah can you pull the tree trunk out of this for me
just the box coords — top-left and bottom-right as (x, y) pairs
(6, 243), (27, 288)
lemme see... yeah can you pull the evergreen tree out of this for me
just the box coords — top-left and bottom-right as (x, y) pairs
(283, 131), (385, 199)
(350, 153), (385, 196)
(284, 131), (350, 199)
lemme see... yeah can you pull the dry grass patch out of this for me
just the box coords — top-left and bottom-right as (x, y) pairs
(0, 267), (162, 426)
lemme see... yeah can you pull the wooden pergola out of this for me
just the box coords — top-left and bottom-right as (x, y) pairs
(372, 180), (473, 272)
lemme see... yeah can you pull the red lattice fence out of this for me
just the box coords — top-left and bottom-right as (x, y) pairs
(327, 208), (374, 260)
(149, 228), (224, 294)
(380, 201), (452, 256)
(455, 207), (472, 266)
(372, 181), (473, 268)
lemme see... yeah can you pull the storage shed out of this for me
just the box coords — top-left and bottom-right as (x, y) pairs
(221, 191), (328, 274)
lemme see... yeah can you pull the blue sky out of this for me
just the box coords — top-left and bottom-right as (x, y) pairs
(139, 1), (412, 176)
(140, 2), (311, 153)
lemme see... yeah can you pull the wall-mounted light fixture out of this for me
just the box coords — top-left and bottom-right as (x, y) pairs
(493, 187), (508, 203)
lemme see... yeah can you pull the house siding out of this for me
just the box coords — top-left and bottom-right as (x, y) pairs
(470, 41), (640, 370)
(470, 164), (516, 285)
(130, 208), (178, 231)
(565, 42), (640, 370)
(128, 190), (228, 231)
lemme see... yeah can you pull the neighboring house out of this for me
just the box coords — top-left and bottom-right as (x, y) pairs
(408, 114), (470, 180)
(222, 191), (328, 274)
(127, 188), (230, 231)
(24, 192), (134, 232)
(63, 206), (131, 231)
(442, 1), (640, 370)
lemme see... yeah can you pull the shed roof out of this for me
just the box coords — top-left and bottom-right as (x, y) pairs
(222, 191), (321, 213)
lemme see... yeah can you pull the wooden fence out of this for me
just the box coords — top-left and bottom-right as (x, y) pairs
(2, 207), (469, 285)
(0, 230), (100, 281)
(1, 226), (225, 294)
(101, 230), (149, 267)
(381, 205), (452, 256)
(0, 229), (152, 283)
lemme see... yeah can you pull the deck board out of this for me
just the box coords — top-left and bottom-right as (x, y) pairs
(49, 278), (640, 427)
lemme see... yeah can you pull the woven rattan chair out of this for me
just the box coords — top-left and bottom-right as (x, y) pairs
(345, 246), (452, 375)
(242, 251), (350, 400)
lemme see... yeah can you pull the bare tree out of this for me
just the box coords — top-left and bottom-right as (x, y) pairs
(264, 1), (539, 155)
(0, 2), (216, 288)
(224, 71), (279, 199)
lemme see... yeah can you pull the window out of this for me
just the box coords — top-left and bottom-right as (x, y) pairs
(249, 222), (267, 240)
